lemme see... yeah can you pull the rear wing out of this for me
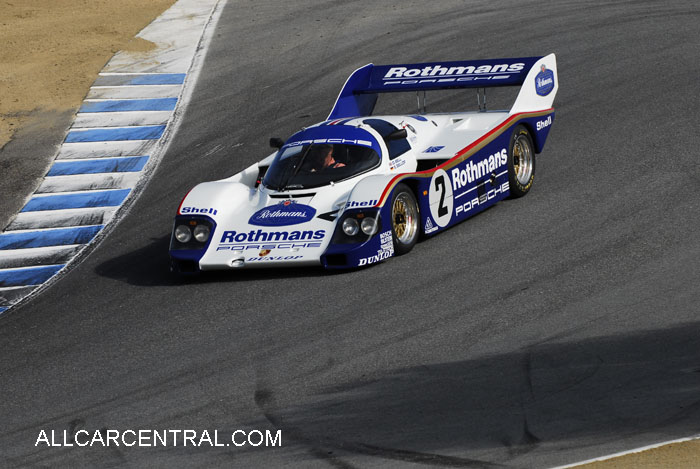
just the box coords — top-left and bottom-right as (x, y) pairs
(328, 54), (557, 119)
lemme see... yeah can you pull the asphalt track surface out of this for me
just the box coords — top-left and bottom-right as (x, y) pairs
(2, 1), (700, 467)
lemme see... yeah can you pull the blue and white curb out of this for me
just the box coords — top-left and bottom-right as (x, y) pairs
(0, 0), (225, 314)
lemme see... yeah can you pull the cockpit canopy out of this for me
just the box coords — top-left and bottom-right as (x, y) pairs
(263, 126), (382, 191)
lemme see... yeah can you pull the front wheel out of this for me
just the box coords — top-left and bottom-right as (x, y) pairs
(507, 125), (536, 198)
(390, 184), (420, 255)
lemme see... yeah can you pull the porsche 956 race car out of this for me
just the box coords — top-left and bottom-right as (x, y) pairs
(170, 54), (558, 271)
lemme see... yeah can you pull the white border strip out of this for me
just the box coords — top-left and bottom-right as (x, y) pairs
(551, 434), (700, 469)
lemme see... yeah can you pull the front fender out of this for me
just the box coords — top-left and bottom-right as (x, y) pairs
(342, 174), (398, 214)
(178, 181), (260, 218)
(322, 174), (403, 269)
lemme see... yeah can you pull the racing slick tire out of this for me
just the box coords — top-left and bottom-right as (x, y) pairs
(390, 184), (420, 255)
(507, 124), (536, 198)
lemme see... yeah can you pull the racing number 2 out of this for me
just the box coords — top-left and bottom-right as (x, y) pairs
(428, 168), (453, 228)
(435, 176), (448, 217)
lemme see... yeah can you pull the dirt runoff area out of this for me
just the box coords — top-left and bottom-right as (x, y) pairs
(0, 0), (175, 149)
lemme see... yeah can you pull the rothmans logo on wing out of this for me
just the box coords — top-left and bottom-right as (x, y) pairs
(382, 62), (525, 82)
(248, 200), (316, 227)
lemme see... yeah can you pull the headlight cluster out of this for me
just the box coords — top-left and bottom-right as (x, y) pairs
(342, 216), (378, 236)
(176, 224), (211, 243)
(333, 210), (381, 244)
(171, 218), (214, 250)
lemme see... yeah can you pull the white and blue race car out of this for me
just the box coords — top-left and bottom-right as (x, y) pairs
(170, 54), (558, 271)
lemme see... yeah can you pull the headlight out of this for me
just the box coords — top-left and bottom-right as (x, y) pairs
(360, 217), (378, 235)
(193, 224), (210, 242)
(342, 217), (359, 236)
(170, 217), (216, 252)
(331, 210), (381, 244)
(174, 225), (192, 243)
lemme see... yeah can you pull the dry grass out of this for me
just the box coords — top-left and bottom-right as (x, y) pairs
(0, 0), (175, 148)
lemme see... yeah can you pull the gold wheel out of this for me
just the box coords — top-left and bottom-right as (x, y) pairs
(391, 186), (419, 253)
(393, 197), (407, 240)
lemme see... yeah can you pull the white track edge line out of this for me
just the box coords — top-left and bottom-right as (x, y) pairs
(0, 285), (36, 292)
(3, 225), (103, 234)
(0, 244), (82, 255)
(0, 264), (65, 273)
(89, 85), (182, 89)
(550, 434), (700, 469)
(29, 188), (131, 197)
(68, 125), (166, 132)
(50, 155), (149, 163)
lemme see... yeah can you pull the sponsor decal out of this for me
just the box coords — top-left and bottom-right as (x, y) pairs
(399, 121), (416, 133)
(283, 138), (373, 149)
(382, 62), (525, 86)
(424, 217), (438, 234)
(358, 230), (394, 266)
(181, 206), (217, 215)
(284, 126), (381, 155)
(247, 255), (304, 262)
(383, 63), (525, 80)
(380, 230), (393, 248)
(249, 200), (316, 226)
(259, 249), (271, 257)
(389, 158), (406, 171)
(345, 199), (378, 208)
(220, 229), (325, 243)
(423, 146), (445, 153)
(385, 76), (514, 86)
(536, 115), (552, 131)
(455, 182), (509, 216)
(217, 241), (322, 251)
(429, 168), (453, 228)
(535, 65), (555, 96)
(451, 148), (507, 190)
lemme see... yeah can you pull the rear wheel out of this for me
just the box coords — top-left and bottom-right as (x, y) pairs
(391, 184), (419, 255)
(507, 125), (536, 198)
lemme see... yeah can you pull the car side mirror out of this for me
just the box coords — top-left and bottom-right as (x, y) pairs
(270, 137), (284, 149)
(385, 128), (408, 141)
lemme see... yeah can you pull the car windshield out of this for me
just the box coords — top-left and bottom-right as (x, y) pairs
(263, 143), (381, 191)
